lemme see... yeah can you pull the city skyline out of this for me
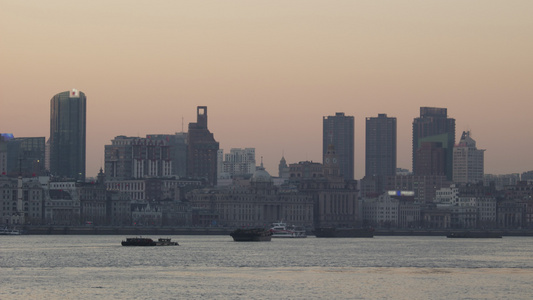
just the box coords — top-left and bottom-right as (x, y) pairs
(2, 1), (533, 179)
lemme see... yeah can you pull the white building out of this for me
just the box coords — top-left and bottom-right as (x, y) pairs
(435, 185), (460, 204)
(362, 194), (399, 227)
(218, 148), (256, 179)
(453, 131), (484, 184)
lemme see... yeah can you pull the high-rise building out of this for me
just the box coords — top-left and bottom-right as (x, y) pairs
(105, 135), (173, 180)
(453, 131), (484, 184)
(4, 136), (46, 177)
(323, 112), (354, 181)
(49, 89), (86, 181)
(220, 148), (256, 178)
(365, 113), (397, 178)
(187, 106), (219, 185)
(412, 107), (455, 180)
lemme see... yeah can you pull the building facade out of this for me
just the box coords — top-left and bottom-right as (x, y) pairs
(105, 136), (173, 180)
(412, 107), (455, 180)
(323, 112), (354, 180)
(49, 89), (86, 181)
(365, 114), (397, 193)
(453, 131), (484, 184)
(219, 148), (256, 178)
(187, 106), (219, 185)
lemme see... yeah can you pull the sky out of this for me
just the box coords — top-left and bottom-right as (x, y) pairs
(1, 1), (532, 179)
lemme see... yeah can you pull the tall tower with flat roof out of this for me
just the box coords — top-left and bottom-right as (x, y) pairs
(323, 112), (354, 181)
(49, 89), (86, 181)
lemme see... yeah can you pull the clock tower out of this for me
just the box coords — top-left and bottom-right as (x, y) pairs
(323, 144), (340, 178)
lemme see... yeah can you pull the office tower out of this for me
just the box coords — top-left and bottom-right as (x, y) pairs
(453, 131), (484, 184)
(221, 148), (256, 178)
(1, 136), (46, 177)
(365, 114), (397, 178)
(146, 133), (188, 178)
(323, 112), (354, 181)
(187, 106), (219, 185)
(105, 135), (173, 180)
(0, 133), (14, 175)
(412, 107), (455, 180)
(49, 89), (86, 181)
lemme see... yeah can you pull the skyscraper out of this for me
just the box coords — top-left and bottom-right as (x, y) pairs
(323, 112), (354, 181)
(453, 131), (484, 184)
(49, 89), (86, 181)
(412, 107), (455, 180)
(187, 106), (219, 185)
(365, 114), (397, 178)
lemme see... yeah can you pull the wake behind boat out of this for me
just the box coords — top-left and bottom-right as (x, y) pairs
(270, 222), (307, 238)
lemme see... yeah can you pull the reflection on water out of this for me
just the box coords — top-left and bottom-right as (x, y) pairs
(1, 236), (532, 299)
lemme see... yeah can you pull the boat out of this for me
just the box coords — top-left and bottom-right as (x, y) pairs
(155, 238), (179, 246)
(0, 227), (23, 235)
(270, 222), (307, 238)
(313, 227), (374, 238)
(446, 231), (502, 238)
(121, 237), (180, 246)
(230, 228), (272, 242)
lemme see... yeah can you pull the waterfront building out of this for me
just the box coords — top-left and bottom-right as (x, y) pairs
(0, 176), (44, 225)
(497, 200), (524, 229)
(290, 146), (360, 228)
(46, 181), (81, 225)
(187, 106), (219, 185)
(453, 131), (485, 184)
(49, 89), (86, 181)
(79, 169), (107, 225)
(435, 185), (460, 205)
(323, 112), (354, 180)
(187, 166), (314, 228)
(387, 174), (451, 203)
(362, 194), (399, 228)
(365, 114), (397, 192)
(412, 107), (455, 180)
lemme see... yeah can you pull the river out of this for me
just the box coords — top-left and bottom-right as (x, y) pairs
(1, 235), (532, 299)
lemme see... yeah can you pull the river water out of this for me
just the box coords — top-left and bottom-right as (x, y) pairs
(1, 235), (532, 299)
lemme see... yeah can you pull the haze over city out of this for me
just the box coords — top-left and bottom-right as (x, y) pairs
(2, 1), (532, 178)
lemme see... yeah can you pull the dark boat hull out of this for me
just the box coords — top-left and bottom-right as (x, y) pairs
(314, 227), (374, 238)
(447, 232), (502, 238)
(230, 228), (272, 241)
(121, 237), (156, 246)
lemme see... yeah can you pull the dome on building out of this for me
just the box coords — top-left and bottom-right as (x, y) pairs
(251, 164), (272, 183)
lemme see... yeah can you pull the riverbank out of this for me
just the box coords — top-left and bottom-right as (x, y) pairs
(17, 226), (533, 236)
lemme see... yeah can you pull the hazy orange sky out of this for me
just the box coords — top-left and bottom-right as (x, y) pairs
(1, 1), (532, 179)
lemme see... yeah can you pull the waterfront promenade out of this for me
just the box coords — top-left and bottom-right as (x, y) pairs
(19, 225), (533, 236)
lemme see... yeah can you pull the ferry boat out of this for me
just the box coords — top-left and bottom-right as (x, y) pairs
(313, 227), (374, 238)
(270, 222), (307, 238)
(230, 228), (272, 242)
(121, 237), (179, 246)
(0, 227), (23, 235)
